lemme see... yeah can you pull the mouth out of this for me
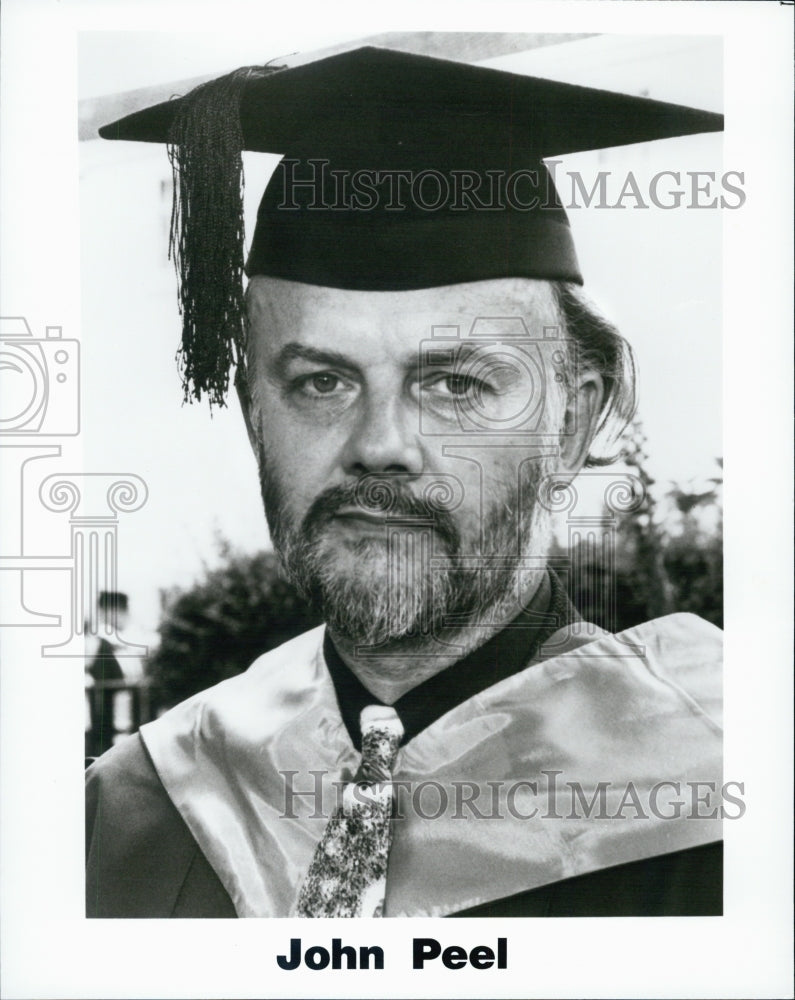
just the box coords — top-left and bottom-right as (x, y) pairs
(331, 507), (390, 529)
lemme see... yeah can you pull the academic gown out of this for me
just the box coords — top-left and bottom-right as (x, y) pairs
(86, 577), (723, 918)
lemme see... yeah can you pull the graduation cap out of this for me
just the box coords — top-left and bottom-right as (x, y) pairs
(99, 46), (723, 405)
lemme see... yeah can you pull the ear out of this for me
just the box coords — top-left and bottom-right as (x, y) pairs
(557, 370), (604, 478)
(235, 366), (261, 459)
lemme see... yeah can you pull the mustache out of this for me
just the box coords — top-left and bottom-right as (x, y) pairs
(300, 479), (462, 553)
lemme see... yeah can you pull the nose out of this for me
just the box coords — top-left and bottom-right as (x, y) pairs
(342, 394), (424, 477)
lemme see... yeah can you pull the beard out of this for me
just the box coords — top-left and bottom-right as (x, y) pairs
(260, 461), (553, 650)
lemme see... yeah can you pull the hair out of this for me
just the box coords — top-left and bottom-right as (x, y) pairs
(550, 281), (637, 467)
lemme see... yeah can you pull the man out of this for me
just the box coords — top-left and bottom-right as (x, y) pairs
(86, 46), (723, 918)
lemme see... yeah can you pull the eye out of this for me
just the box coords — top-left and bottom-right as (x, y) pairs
(292, 371), (350, 398)
(308, 373), (340, 394)
(425, 373), (489, 399)
(442, 374), (473, 396)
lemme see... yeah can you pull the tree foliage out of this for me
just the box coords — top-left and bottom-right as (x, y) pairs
(559, 420), (723, 633)
(147, 542), (320, 708)
(661, 458), (723, 629)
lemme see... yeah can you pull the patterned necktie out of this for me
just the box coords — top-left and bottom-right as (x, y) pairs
(296, 705), (404, 917)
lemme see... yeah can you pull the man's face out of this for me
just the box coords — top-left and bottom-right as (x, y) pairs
(242, 276), (576, 649)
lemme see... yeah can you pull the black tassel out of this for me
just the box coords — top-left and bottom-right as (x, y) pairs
(167, 64), (282, 405)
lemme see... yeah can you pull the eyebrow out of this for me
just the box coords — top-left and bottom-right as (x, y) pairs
(271, 342), (363, 376)
(420, 340), (521, 367)
(271, 338), (510, 378)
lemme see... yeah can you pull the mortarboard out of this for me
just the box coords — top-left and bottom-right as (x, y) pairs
(99, 46), (723, 404)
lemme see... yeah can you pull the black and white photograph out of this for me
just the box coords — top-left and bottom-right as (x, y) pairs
(1, 2), (792, 998)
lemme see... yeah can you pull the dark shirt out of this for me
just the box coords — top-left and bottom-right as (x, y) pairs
(324, 569), (580, 749)
(88, 637), (125, 682)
